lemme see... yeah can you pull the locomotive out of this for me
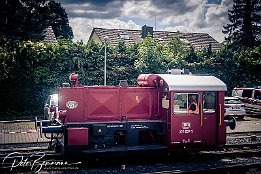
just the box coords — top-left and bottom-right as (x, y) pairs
(37, 73), (236, 155)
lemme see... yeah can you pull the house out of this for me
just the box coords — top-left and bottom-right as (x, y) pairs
(88, 25), (222, 51)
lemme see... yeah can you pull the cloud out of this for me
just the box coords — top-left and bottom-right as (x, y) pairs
(160, 0), (232, 42)
(57, 0), (233, 43)
(57, 0), (124, 19)
(206, 0), (232, 24)
(160, 0), (207, 30)
(122, 1), (159, 19)
(204, 0), (232, 42)
(151, 0), (199, 16)
(56, 0), (116, 5)
(122, 0), (200, 20)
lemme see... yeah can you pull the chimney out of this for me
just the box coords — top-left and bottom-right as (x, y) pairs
(141, 25), (153, 39)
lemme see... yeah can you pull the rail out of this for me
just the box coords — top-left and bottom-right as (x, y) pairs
(148, 163), (260, 174)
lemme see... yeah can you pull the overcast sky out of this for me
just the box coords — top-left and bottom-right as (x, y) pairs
(55, 0), (233, 43)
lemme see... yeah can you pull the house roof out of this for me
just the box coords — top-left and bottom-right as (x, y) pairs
(90, 27), (222, 51)
(44, 26), (57, 43)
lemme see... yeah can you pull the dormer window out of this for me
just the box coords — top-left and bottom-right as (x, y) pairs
(119, 34), (129, 39)
(180, 38), (189, 43)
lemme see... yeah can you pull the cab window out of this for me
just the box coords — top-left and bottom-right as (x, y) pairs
(173, 93), (199, 114)
(203, 92), (216, 114)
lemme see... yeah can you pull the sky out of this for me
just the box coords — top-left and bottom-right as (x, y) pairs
(55, 0), (233, 43)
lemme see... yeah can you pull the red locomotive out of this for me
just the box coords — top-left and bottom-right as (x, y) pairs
(38, 73), (236, 155)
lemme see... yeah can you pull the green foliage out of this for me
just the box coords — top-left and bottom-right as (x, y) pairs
(80, 40), (104, 85)
(135, 35), (166, 74)
(107, 40), (139, 86)
(44, 0), (74, 39)
(0, 0), (73, 42)
(236, 45), (261, 87)
(0, 35), (260, 119)
(223, 0), (261, 50)
(165, 38), (190, 68)
(187, 45), (261, 94)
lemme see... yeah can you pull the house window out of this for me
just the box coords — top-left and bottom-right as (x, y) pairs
(119, 34), (129, 39)
(173, 93), (199, 114)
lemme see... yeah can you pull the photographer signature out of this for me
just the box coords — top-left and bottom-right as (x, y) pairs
(2, 152), (81, 172)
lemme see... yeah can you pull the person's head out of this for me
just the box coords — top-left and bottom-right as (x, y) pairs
(190, 95), (197, 101)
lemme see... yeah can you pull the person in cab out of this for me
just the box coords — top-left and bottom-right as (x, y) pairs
(188, 95), (199, 113)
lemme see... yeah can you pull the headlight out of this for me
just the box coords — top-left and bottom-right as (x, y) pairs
(50, 94), (59, 106)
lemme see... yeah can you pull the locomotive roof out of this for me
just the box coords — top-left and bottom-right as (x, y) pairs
(158, 74), (227, 91)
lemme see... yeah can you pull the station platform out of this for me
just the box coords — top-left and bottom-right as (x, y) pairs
(0, 121), (49, 144)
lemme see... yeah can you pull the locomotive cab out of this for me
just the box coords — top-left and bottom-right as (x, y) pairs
(138, 74), (228, 149)
(159, 75), (227, 148)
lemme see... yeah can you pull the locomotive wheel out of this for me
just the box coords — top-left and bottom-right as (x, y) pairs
(54, 143), (63, 153)
(229, 117), (236, 130)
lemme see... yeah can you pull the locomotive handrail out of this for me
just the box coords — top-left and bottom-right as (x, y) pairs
(200, 104), (203, 126)
(166, 110), (170, 131)
(219, 104), (222, 126)
(39, 121), (43, 138)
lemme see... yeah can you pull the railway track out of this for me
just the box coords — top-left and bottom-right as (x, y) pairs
(0, 141), (260, 173)
(0, 120), (260, 173)
(0, 142), (50, 154)
(147, 163), (261, 174)
(226, 131), (261, 145)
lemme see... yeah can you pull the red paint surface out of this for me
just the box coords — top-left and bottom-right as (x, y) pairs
(59, 88), (84, 122)
(59, 86), (159, 122)
(170, 91), (226, 147)
(67, 127), (88, 145)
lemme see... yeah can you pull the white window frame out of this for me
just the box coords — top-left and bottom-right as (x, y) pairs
(173, 93), (199, 115)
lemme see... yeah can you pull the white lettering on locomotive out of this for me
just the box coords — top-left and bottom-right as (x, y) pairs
(107, 125), (124, 128)
(179, 129), (194, 134)
(131, 125), (149, 129)
(182, 139), (191, 143)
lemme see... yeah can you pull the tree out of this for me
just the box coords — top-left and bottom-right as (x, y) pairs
(108, 40), (139, 85)
(223, 0), (261, 50)
(80, 40), (104, 85)
(135, 35), (166, 74)
(165, 37), (190, 68)
(0, 0), (73, 42)
(0, 0), (47, 41)
(0, 39), (82, 118)
(44, 0), (73, 39)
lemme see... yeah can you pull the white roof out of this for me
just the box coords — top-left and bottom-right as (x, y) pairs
(158, 74), (227, 91)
